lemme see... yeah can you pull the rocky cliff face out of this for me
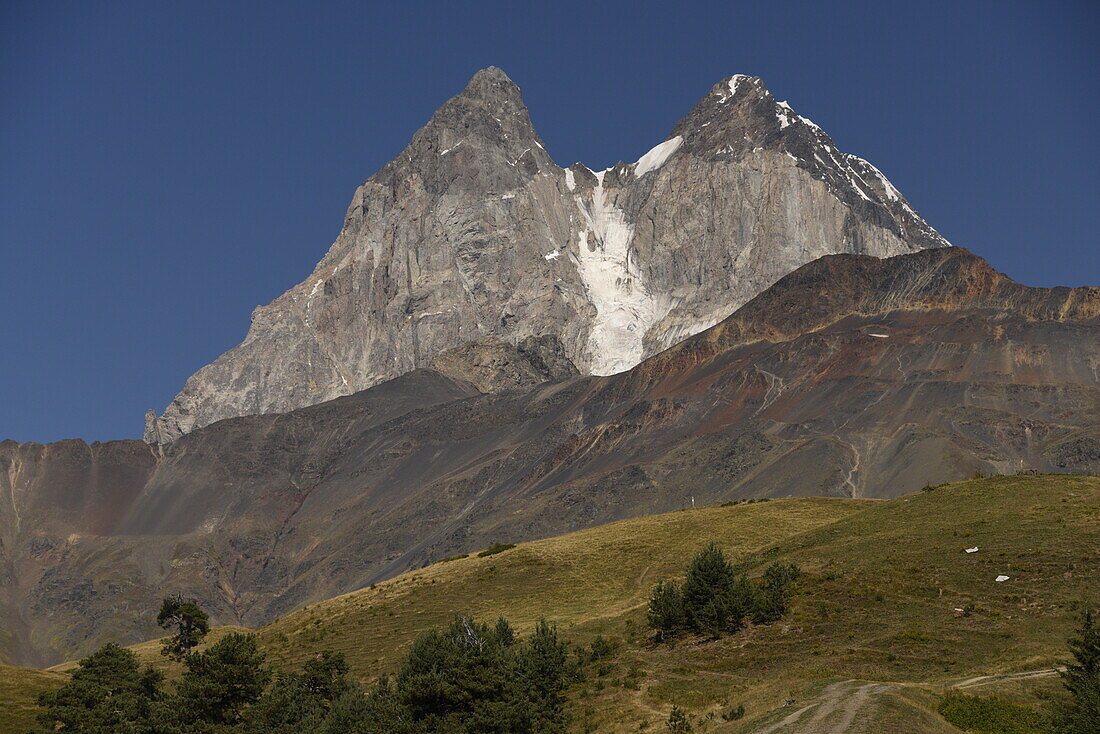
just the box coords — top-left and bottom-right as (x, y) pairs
(146, 68), (948, 442)
(8, 248), (1096, 666)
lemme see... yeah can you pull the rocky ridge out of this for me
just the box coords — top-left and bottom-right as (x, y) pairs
(146, 67), (948, 442)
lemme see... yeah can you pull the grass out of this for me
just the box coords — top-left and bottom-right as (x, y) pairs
(253, 474), (1097, 731)
(0, 664), (64, 733)
(256, 495), (866, 677)
(937, 693), (1045, 733)
(18, 474), (1099, 732)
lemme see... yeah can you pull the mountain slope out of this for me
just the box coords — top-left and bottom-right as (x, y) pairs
(247, 473), (1098, 731)
(3, 248), (1096, 666)
(27, 474), (1098, 733)
(146, 67), (948, 443)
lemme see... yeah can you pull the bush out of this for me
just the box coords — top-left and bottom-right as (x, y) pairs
(478, 543), (516, 557)
(588, 635), (617, 661)
(666, 705), (693, 731)
(721, 704), (745, 721)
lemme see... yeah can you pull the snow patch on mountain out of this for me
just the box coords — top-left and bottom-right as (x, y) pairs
(572, 171), (672, 375)
(717, 74), (747, 103)
(634, 136), (683, 177)
(777, 101), (794, 129)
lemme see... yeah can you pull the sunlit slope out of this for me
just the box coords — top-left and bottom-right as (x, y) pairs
(29, 475), (1098, 732)
(0, 664), (63, 733)
(257, 496), (867, 675)
(253, 474), (1098, 730)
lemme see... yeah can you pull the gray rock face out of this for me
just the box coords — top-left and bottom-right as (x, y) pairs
(147, 68), (949, 442)
(429, 335), (579, 394)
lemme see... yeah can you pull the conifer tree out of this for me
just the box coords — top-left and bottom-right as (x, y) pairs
(752, 562), (801, 624)
(33, 644), (162, 734)
(681, 543), (751, 635)
(174, 632), (271, 728)
(1058, 608), (1100, 733)
(157, 595), (210, 660)
(647, 579), (686, 640)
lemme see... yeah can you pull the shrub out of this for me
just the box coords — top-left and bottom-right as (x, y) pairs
(588, 635), (617, 661)
(439, 553), (469, 563)
(721, 704), (745, 721)
(666, 705), (693, 731)
(478, 543), (516, 557)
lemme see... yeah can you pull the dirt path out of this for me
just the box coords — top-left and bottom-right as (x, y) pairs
(750, 681), (893, 734)
(954, 667), (1064, 689)
(748, 667), (1065, 732)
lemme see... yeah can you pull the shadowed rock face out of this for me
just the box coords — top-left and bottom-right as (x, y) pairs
(0, 439), (157, 666)
(4, 248), (1096, 666)
(428, 334), (579, 393)
(145, 68), (948, 443)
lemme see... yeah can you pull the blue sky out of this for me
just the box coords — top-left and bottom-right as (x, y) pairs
(2, 0), (1097, 443)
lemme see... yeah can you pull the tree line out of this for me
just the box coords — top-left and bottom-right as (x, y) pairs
(34, 601), (575, 733)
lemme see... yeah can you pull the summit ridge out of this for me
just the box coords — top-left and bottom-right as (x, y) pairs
(146, 68), (949, 442)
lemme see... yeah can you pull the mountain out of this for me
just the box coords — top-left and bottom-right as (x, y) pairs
(3, 247), (1096, 667)
(145, 67), (948, 443)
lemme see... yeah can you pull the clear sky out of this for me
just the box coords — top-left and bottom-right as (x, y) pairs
(2, 0), (1097, 443)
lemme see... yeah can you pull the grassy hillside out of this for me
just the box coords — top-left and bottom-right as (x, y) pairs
(21, 474), (1099, 732)
(259, 495), (868, 676)
(0, 664), (64, 733)
(253, 474), (1096, 731)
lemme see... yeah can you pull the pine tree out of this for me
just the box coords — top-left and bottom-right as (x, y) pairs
(752, 562), (801, 624)
(647, 579), (685, 640)
(681, 543), (751, 635)
(397, 616), (525, 731)
(243, 651), (350, 733)
(157, 595), (210, 660)
(173, 632), (271, 728)
(666, 705), (693, 731)
(494, 616), (517, 647)
(33, 643), (163, 734)
(519, 620), (571, 732)
(321, 678), (415, 734)
(1057, 608), (1100, 733)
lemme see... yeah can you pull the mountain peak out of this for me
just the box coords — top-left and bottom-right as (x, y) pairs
(147, 70), (954, 443)
(672, 73), (795, 150)
(372, 66), (553, 192)
(466, 65), (515, 86)
(709, 73), (764, 102)
(459, 66), (523, 104)
(666, 73), (947, 250)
